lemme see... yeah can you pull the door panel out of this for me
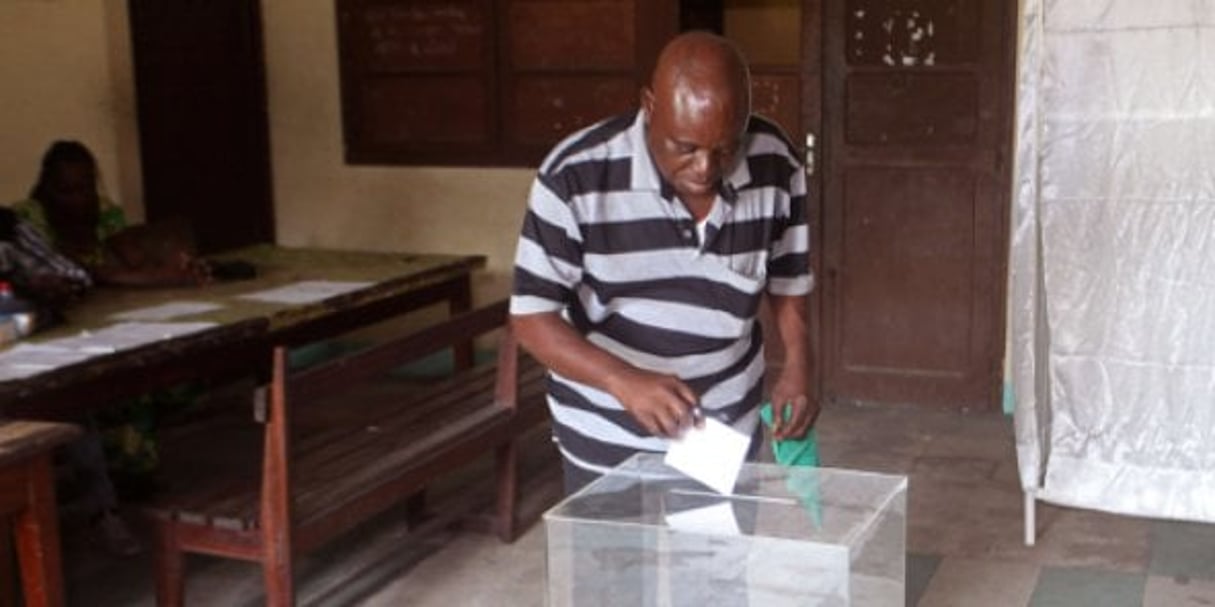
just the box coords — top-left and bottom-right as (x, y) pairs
(845, 73), (978, 144)
(818, 0), (1012, 408)
(839, 168), (975, 378)
(128, 1), (275, 253)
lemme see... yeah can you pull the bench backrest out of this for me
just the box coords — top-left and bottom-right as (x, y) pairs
(281, 299), (512, 405)
(259, 299), (520, 565)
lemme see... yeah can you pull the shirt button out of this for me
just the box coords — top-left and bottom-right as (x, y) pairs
(682, 229), (693, 239)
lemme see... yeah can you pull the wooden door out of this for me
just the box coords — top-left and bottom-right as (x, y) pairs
(128, 1), (275, 254)
(815, 0), (1014, 408)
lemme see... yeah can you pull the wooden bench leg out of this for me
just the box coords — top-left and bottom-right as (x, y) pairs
(494, 441), (519, 542)
(14, 457), (65, 607)
(152, 524), (186, 607)
(262, 559), (293, 607)
(262, 352), (295, 607)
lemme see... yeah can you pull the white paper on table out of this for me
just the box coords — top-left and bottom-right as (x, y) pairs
(665, 501), (741, 536)
(1, 343), (96, 366)
(236, 280), (373, 304)
(0, 343), (99, 370)
(111, 301), (224, 322)
(48, 322), (219, 353)
(664, 416), (750, 495)
(0, 365), (43, 381)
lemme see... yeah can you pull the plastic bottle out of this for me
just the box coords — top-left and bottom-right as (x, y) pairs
(0, 281), (36, 345)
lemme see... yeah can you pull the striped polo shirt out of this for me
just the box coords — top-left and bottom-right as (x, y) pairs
(511, 109), (812, 474)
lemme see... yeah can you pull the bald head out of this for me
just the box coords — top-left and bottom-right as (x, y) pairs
(650, 32), (751, 125)
(642, 32), (752, 211)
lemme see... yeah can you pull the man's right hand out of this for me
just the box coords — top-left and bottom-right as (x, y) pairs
(608, 368), (699, 438)
(512, 311), (700, 438)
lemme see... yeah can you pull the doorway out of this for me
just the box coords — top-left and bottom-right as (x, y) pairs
(127, 1), (275, 254)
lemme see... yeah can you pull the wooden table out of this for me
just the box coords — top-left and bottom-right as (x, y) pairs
(0, 245), (486, 420)
(0, 421), (80, 607)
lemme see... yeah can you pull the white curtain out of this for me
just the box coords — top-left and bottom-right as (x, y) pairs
(1012, 0), (1215, 523)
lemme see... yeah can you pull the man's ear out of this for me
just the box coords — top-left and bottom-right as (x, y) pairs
(640, 87), (654, 121)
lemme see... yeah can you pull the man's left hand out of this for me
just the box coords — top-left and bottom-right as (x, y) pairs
(769, 371), (818, 440)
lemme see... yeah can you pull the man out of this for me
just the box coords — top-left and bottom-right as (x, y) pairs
(511, 32), (815, 494)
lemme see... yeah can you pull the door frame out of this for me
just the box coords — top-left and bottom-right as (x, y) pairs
(128, 0), (276, 253)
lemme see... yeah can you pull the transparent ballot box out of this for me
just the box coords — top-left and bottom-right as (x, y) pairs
(545, 454), (907, 606)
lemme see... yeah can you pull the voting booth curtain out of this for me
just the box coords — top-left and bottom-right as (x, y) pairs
(1010, 0), (1215, 527)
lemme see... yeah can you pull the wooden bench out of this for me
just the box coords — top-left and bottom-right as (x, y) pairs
(145, 300), (548, 606)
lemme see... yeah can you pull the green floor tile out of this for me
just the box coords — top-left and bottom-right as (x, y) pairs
(907, 552), (941, 606)
(1149, 520), (1215, 581)
(1030, 566), (1145, 607)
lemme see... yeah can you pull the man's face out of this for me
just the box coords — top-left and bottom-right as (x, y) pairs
(643, 85), (745, 202)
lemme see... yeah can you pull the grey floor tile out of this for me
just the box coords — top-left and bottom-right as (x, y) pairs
(918, 557), (1039, 607)
(65, 400), (1193, 606)
(363, 525), (548, 607)
(989, 507), (1152, 572)
(907, 552), (942, 606)
(1142, 574), (1215, 607)
(1149, 520), (1215, 581)
(1029, 566), (1146, 607)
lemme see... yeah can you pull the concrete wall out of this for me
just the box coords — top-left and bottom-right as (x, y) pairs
(260, 2), (533, 302)
(0, 1), (532, 303)
(0, 1), (800, 304)
(0, 1), (142, 220)
(724, 0), (801, 65)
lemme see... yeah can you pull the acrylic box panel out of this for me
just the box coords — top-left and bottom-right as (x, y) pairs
(545, 453), (907, 606)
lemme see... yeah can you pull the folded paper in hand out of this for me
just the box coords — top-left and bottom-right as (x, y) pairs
(664, 416), (750, 495)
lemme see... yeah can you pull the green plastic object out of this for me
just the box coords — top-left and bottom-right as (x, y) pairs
(760, 401), (823, 527)
(760, 401), (821, 466)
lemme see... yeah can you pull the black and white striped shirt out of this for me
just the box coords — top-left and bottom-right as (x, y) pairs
(0, 218), (92, 292)
(511, 110), (811, 474)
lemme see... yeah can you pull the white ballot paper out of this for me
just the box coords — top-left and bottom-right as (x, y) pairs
(665, 501), (741, 536)
(664, 416), (750, 495)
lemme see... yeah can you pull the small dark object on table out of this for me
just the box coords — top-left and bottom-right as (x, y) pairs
(205, 259), (257, 281)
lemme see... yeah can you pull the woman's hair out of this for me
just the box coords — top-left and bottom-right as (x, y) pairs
(29, 140), (97, 200)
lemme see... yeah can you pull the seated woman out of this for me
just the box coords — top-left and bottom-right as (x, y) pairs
(12, 140), (209, 287)
(8, 140), (210, 556)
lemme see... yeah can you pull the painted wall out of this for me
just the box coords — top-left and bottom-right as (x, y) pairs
(0, 1), (795, 304)
(0, 1), (532, 303)
(724, 0), (801, 66)
(0, 1), (142, 220)
(257, 0), (803, 303)
(260, 2), (532, 303)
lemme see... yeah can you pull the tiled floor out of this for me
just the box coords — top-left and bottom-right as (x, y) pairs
(62, 400), (1215, 606)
